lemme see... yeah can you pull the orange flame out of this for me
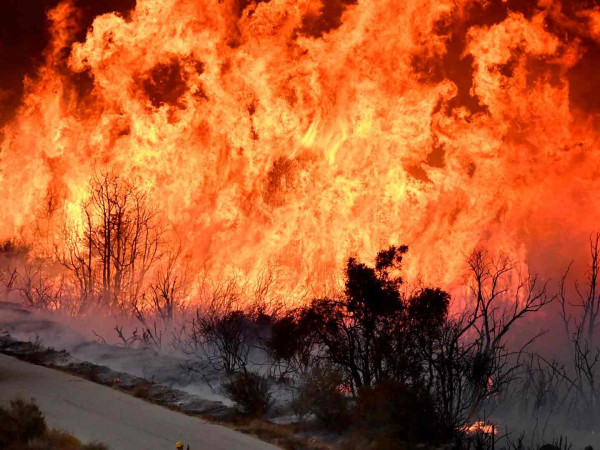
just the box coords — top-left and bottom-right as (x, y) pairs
(1, 0), (600, 301)
(462, 420), (498, 435)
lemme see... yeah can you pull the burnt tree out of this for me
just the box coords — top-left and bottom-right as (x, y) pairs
(57, 173), (163, 313)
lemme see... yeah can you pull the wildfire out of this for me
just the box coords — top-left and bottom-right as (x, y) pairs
(462, 421), (498, 436)
(1, 0), (600, 303)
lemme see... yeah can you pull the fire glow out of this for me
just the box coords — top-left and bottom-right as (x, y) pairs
(462, 421), (498, 436)
(1, 0), (600, 301)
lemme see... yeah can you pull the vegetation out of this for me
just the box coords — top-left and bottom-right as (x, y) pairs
(292, 367), (352, 431)
(0, 398), (109, 450)
(222, 371), (273, 417)
(1, 174), (599, 449)
(263, 246), (554, 445)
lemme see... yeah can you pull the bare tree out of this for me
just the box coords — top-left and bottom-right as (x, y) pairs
(178, 278), (253, 374)
(32, 186), (62, 253)
(57, 173), (163, 314)
(145, 247), (190, 324)
(18, 260), (65, 311)
(56, 206), (96, 312)
(517, 353), (575, 416)
(0, 240), (29, 300)
(0, 266), (18, 299)
(553, 234), (600, 427)
(433, 249), (554, 429)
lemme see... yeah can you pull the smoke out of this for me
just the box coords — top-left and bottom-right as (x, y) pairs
(0, 301), (230, 403)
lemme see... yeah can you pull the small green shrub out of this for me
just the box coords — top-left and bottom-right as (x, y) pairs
(222, 371), (273, 416)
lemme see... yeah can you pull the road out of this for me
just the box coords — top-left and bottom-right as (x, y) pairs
(0, 353), (279, 450)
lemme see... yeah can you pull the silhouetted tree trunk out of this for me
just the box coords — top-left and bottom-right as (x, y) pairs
(57, 173), (162, 314)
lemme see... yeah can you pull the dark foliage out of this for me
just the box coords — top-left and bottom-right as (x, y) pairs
(267, 308), (320, 376)
(0, 398), (110, 450)
(355, 379), (448, 443)
(408, 287), (450, 331)
(81, 442), (110, 450)
(268, 315), (299, 362)
(0, 398), (47, 447)
(222, 371), (273, 417)
(292, 367), (352, 431)
(269, 246), (449, 392)
(196, 309), (252, 374)
(267, 245), (552, 443)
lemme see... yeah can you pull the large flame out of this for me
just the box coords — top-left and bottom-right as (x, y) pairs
(1, 0), (600, 300)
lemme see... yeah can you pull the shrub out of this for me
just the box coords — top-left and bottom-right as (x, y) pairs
(292, 367), (352, 431)
(82, 442), (110, 450)
(267, 311), (320, 378)
(28, 430), (81, 450)
(222, 371), (273, 416)
(288, 246), (451, 392)
(194, 309), (252, 374)
(0, 398), (110, 450)
(27, 434), (110, 450)
(340, 435), (418, 450)
(0, 398), (47, 446)
(354, 379), (449, 444)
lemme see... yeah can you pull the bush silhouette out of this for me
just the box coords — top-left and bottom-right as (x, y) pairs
(222, 371), (273, 416)
(292, 367), (352, 431)
(0, 398), (47, 447)
(0, 398), (110, 450)
(355, 379), (449, 443)
(28, 430), (81, 450)
(272, 246), (450, 392)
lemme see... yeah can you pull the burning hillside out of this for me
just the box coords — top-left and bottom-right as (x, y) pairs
(1, 0), (600, 302)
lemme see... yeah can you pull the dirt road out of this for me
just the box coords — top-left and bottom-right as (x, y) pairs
(0, 353), (279, 450)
